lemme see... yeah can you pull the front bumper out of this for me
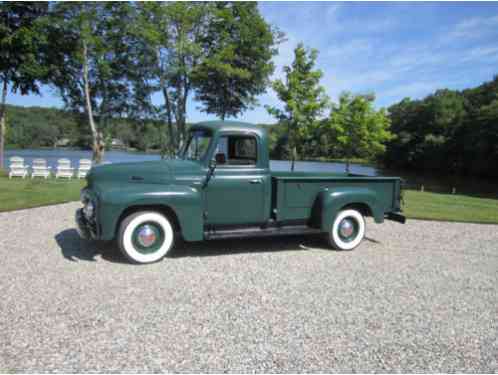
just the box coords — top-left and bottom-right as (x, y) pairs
(76, 209), (93, 240)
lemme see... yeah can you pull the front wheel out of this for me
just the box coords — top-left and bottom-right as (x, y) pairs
(118, 211), (175, 264)
(328, 209), (365, 251)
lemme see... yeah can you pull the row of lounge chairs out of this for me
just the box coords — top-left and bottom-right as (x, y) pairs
(8, 157), (92, 179)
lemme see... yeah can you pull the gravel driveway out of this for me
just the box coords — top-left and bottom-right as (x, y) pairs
(0, 202), (497, 372)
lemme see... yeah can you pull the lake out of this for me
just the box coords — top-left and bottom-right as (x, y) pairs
(5, 149), (497, 197)
(5, 148), (378, 175)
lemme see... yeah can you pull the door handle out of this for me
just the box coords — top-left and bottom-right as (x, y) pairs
(249, 179), (262, 184)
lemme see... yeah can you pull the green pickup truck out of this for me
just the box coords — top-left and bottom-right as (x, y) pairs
(77, 121), (405, 264)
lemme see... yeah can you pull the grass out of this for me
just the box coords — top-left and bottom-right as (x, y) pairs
(0, 173), (85, 212)
(1, 173), (497, 225)
(403, 190), (498, 224)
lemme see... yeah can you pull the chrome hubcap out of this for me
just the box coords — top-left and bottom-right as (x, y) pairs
(137, 225), (157, 247)
(339, 219), (354, 238)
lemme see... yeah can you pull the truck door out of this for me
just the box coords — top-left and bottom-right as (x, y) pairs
(205, 133), (268, 226)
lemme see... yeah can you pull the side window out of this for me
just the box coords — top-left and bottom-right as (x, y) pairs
(214, 135), (258, 167)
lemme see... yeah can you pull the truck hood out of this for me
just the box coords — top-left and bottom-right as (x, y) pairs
(86, 159), (203, 187)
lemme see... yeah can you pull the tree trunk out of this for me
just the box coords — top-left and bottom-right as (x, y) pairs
(176, 74), (189, 148)
(0, 79), (7, 170)
(161, 87), (176, 153)
(345, 146), (352, 173)
(157, 49), (176, 154)
(291, 146), (297, 172)
(82, 41), (104, 164)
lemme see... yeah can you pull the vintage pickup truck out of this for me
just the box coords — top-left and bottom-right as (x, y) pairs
(76, 121), (405, 264)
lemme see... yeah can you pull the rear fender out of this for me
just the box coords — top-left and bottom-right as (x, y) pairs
(312, 187), (383, 232)
(98, 184), (203, 241)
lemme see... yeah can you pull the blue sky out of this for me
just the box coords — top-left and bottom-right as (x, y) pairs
(7, 1), (498, 124)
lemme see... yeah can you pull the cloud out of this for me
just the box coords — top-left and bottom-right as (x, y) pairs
(445, 14), (498, 41)
(326, 39), (373, 60)
(461, 46), (498, 63)
(381, 81), (441, 100)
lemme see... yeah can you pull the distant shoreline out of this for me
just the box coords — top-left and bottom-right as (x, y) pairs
(5, 145), (163, 155)
(6, 146), (375, 165)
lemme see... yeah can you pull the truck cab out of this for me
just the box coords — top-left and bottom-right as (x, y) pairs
(77, 121), (405, 264)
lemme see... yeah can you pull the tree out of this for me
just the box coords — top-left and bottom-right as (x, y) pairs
(49, 2), (135, 163)
(327, 92), (393, 172)
(0, 2), (50, 169)
(132, 2), (280, 154)
(266, 43), (329, 171)
(384, 76), (498, 177)
(131, 2), (210, 154)
(193, 2), (280, 120)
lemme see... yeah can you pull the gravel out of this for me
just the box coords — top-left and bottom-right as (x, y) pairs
(0, 202), (497, 372)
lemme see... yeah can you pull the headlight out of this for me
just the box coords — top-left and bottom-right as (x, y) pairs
(83, 200), (95, 220)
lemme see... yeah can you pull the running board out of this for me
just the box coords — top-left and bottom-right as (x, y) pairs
(204, 225), (323, 240)
(386, 212), (406, 224)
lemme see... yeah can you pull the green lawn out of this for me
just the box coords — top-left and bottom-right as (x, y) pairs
(0, 174), (85, 212)
(1, 174), (497, 224)
(404, 190), (498, 224)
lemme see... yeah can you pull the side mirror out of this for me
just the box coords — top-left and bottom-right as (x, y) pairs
(204, 159), (217, 189)
(215, 152), (226, 165)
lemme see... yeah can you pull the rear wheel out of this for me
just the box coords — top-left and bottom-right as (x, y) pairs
(118, 211), (175, 264)
(328, 209), (365, 251)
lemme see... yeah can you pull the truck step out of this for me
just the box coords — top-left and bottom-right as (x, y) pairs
(204, 225), (322, 240)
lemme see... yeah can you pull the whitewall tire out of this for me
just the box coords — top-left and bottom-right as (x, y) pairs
(328, 209), (365, 251)
(118, 211), (175, 264)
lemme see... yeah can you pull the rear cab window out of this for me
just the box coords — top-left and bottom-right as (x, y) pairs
(214, 135), (258, 167)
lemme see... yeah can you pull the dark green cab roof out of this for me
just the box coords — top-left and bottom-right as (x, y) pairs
(191, 120), (266, 137)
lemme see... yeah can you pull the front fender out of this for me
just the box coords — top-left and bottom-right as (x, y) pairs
(313, 187), (383, 232)
(97, 183), (203, 241)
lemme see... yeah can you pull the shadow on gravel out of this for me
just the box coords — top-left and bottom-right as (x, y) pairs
(169, 234), (330, 258)
(54, 228), (335, 263)
(55, 228), (126, 264)
(365, 236), (381, 244)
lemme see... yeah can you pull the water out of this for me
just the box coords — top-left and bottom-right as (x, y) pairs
(5, 148), (379, 175)
(5, 149), (162, 169)
(5, 149), (497, 197)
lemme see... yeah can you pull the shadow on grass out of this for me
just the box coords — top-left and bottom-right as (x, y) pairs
(54, 228), (357, 263)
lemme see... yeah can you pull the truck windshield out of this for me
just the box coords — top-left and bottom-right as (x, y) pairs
(180, 130), (212, 160)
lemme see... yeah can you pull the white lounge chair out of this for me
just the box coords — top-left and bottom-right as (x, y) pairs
(31, 158), (52, 179)
(55, 158), (74, 179)
(8, 156), (29, 179)
(77, 159), (92, 179)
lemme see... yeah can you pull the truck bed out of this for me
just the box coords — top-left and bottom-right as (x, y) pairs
(270, 171), (402, 223)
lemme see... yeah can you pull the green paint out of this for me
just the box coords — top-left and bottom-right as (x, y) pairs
(75, 121), (405, 243)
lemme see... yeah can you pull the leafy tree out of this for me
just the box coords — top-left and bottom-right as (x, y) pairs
(193, 2), (280, 120)
(49, 2), (135, 163)
(0, 2), (50, 169)
(266, 43), (329, 170)
(327, 92), (393, 172)
(131, 2), (210, 154)
(132, 2), (280, 153)
(384, 75), (498, 178)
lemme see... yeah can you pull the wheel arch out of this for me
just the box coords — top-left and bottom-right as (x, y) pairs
(116, 204), (181, 238)
(98, 184), (204, 242)
(313, 188), (383, 232)
(340, 202), (373, 218)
